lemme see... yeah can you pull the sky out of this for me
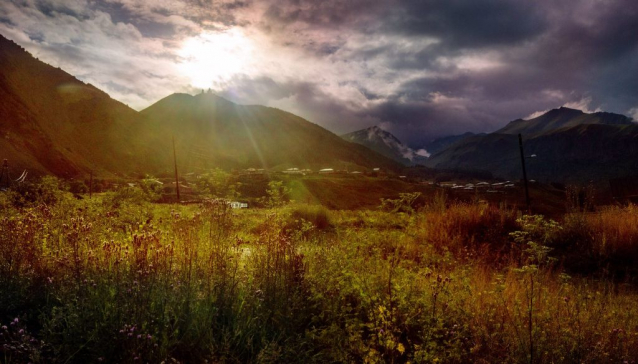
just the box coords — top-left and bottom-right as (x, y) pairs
(1, 0), (637, 147)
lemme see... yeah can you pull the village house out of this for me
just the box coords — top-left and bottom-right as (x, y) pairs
(229, 201), (248, 209)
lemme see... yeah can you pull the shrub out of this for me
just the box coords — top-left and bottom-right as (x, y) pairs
(379, 192), (422, 214)
(7, 176), (71, 207)
(287, 204), (332, 232)
(103, 178), (162, 208)
(261, 180), (291, 208)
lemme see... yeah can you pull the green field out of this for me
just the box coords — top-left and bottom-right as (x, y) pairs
(1, 178), (638, 363)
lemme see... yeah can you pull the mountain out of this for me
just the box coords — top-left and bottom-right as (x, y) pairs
(0, 34), (400, 177)
(340, 126), (429, 166)
(497, 107), (634, 135)
(423, 132), (482, 155)
(139, 93), (401, 173)
(0, 35), (164, 178)
(426, 108), (638, 183)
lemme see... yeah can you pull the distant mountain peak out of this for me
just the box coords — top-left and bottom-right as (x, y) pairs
(342, 126), (429, 165)
(498, 107), (632, 135)
(555, 106), (584, 114)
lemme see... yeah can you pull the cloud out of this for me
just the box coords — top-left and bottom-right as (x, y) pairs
(1, 0), (637, 146)
(562, 97), (602, 114)
(525, 96), (603, 120)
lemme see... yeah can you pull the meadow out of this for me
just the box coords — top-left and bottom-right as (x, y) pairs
(1, 177), (638, 363)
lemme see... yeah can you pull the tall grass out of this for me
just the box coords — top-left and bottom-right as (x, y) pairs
(1, 190), (638, 362)
(416, 200), (519, 260)
(558, 204), (638, 278)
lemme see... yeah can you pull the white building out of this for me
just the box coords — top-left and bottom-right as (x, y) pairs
(229, 201), (248, 209)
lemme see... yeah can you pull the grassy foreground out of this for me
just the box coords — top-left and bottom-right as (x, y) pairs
(1, 186), (638, 363)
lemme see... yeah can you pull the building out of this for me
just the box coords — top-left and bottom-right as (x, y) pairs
(319, 168), (334, 174)
(229, 201), (248, 209)
(283, 168), (304, 175)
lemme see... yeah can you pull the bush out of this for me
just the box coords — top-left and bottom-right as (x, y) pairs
(287, 204), (332, 231)
(103, 178), (162, 208)
(6, 176), (71, 207)
(261, 180), (291, 208)
(379, 192), (423, 214)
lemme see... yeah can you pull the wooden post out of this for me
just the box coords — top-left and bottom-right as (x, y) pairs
(173, 136), (180, 202)
(89, 171), (93, 199)
(518, 134), (530, 211)
(0, 159), (9, 189)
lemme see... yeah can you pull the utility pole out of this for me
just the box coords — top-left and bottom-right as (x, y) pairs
(173, 136), (180, 202)
(518, 134), (530, 211)
(0, 159), (10, 190)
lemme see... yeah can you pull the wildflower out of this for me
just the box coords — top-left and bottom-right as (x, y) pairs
(1, 326), (7, 330)
(137, 334), (141, 339)
(397, 343), (405, 354)
(147, 334), (152, 339)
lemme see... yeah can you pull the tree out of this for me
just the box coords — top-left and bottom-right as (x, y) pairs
(262, 180), (291, 208)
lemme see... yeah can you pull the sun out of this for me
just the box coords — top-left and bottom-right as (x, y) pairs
(177, 29), (253, 89)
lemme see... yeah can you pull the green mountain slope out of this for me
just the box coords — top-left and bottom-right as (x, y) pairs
(0, 35), (160, 177)
(139, 92), (401, 173)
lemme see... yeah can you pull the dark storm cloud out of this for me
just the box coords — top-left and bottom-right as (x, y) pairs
(2, 0), (637, 147)
(252, 0), (638, 146)
(383, 0), (546, 48)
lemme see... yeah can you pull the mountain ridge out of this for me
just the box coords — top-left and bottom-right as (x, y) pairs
(496, 106), (634, 136)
